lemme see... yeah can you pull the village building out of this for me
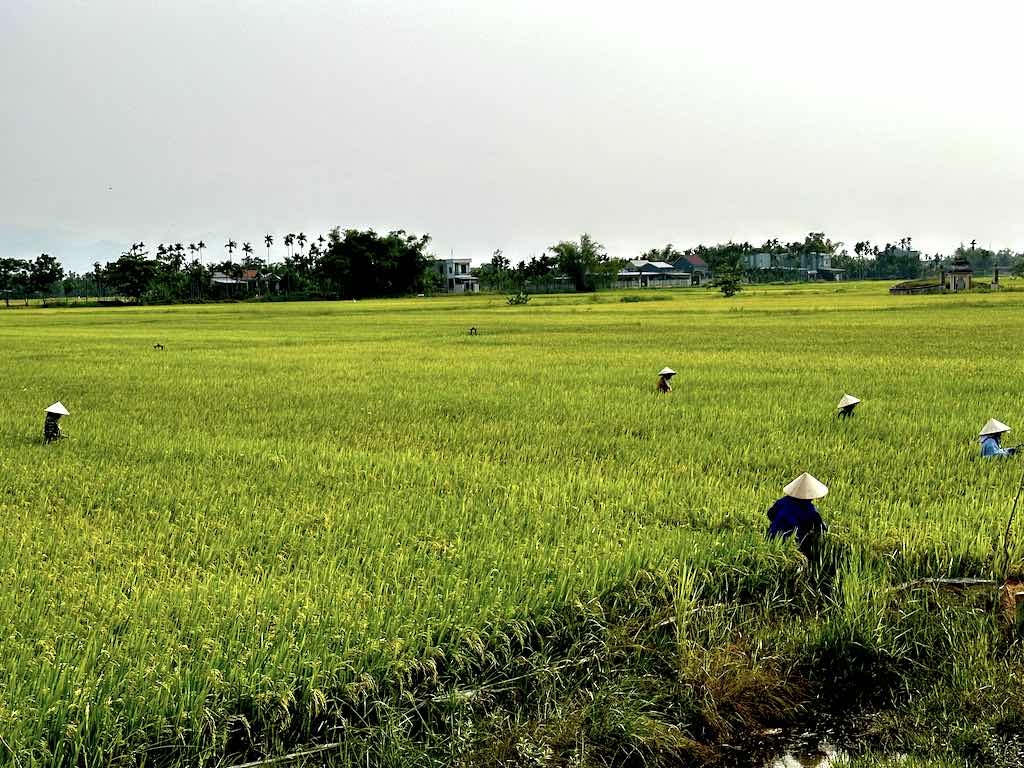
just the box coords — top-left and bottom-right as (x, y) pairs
(210, 270), (282, 294)
(615, 255), (711, 288)
(433, 258), (480, 294)
(743, 251), (845, 281)
(671, 254), (710, 285)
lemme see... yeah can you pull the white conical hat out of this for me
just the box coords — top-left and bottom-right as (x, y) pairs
(783, 473), (828, 500)
(837, 394), (861, 409)
(45, 401), (70, 416)
(979, 418), (1011, 437)
(658, 367), (676, 377)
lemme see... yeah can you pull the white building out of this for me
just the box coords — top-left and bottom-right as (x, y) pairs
(433, 258), (480, 293)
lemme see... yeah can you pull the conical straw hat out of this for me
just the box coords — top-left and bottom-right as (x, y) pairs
(45, 401), (70, 416)
(837, 394), (861, 409)
(979, 418), (1011, 437)
(783, 473), (828, 500)
(658, 367), (676, 377)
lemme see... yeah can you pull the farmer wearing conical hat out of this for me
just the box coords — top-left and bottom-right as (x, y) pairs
(837, 394), (860, 418)
(656, 367), (675, 393)
(43, 402), (69, 443)
(767, 473), (828, 560)
(979, 419), (1016, 458)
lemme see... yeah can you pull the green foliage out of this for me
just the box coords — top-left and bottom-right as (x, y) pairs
(638, 243), (683, 262)
(711, 268), (743, 297)
(103, 243), (159, 299)
(619, 293), (670, 303)
(549, 233), (608, 292)
(318, 228), (432, 298)
(507, 290), (531, 305)
(27, 253), (65, 294)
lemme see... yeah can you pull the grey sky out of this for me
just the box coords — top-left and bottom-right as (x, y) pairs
(2, 0), (1023, 272)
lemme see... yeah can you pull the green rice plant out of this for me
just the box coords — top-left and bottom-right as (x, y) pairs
(1, 283), (1024, 764)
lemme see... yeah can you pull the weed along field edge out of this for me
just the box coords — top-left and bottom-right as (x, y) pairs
(3, 283), (1024, 766)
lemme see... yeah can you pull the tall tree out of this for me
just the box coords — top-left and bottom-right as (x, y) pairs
(224, 239), (237, 263)
(319, 228), (433, 298)
(264, 234), (273, 262)
(638, 244), (682, 263)
(105, 243), (156, 300)
(0, 258), (30, 305)
(549, 233), (609, 292)
(28, 253), (65, 296)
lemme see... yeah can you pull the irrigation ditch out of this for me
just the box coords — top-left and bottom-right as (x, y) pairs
(165, 560), (1024, 768)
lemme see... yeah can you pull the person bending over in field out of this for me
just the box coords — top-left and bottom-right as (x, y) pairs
(767, 473), (828, 561)
(43, 401), (70, 443)
(656, 367), (675, 393)
(836, 394), (860, 418)
(979, 419), (1017, 458)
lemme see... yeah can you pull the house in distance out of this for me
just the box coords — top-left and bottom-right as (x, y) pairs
(433, 258), (480, 294)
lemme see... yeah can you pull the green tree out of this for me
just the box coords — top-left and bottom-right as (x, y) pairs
(318, 228), (433, 298)
(478, 249), (514, 290)
(0, 258), (30, 305)
(711, 269), (743, 297)
(549, 233), (608, 292)
(28, 253), (65, 296)
(105, 244), (158, 300)
(638, 243), (682, 263)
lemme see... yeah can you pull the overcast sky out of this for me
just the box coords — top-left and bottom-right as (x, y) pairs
(3, 0), (1023, 272)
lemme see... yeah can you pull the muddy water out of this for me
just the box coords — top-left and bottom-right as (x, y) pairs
(766, 737), (846, 767)
(753, 725), (851, 768)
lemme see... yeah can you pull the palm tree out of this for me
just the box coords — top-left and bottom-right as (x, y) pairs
(242, 242), (254, 264)
(168, 244), (184, 272)
(225, 239), (237, 263)
(264, 234), (273, 262)
(297, 232), (307, 256)
(284, 233), (295, 260)
(189, 243), (198, 261)
(197, 240), (206, 265)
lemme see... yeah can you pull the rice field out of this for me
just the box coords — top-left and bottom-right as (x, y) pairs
(2, 282), (1024, 766)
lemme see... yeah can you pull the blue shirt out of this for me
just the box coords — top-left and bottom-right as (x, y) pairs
(766, 496), (826, 541)
(981, 436), (1015, 458)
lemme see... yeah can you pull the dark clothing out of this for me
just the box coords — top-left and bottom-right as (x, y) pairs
(767, 496), (827, 559)
(656, 376), (672, 393)
(838, 405), (856, 418)
(43, 414), (62, 443)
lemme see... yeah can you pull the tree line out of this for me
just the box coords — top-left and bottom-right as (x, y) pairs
(1, 228), (440, 304)
(4, 229), (1023, 305)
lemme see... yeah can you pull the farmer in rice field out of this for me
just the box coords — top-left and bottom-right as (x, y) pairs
(979, 419), (1017, 458)
(766, 473), (828, 561)
(43, 402), (70, 443)
(836, 394), (860, 418)
(656, 367), (675, 393)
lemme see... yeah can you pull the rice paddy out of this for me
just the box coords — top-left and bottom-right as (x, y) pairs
(2, 282), (1024, 766)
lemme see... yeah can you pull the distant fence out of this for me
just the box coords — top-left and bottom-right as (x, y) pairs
(613, 278), (694, 290)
